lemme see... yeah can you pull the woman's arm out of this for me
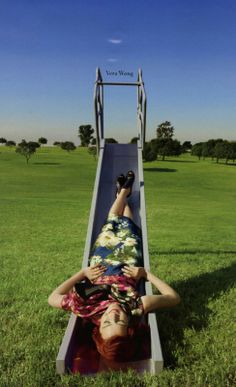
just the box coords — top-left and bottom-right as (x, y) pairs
(48, 269), (86, 308)
(141, 271), (181, 313)
(121, 266), (181, 313)
(48, 264), (106, 308)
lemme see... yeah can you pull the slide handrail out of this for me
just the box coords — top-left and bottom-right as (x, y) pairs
(93, 67), (146, 152)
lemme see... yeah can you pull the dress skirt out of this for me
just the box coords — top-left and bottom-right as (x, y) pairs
(89, 214), (143, 276)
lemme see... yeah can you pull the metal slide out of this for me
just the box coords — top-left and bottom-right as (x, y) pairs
(56, 69), (163, 375)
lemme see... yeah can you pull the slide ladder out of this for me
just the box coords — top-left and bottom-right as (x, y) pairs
(56, 68), (163, 374)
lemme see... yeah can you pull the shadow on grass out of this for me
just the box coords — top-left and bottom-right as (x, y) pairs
(221, 162), (236, 167)
(144, 168), (177, 173)
(159, 159), (197, 163)
(156, 262), (236, 368)
(151, 249), (236, 255)
(33, 162), (61, 165)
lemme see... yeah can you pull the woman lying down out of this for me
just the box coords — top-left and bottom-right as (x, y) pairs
(48, 171), (180, 361)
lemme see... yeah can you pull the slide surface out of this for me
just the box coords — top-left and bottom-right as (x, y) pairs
(56, 142), (163, 375)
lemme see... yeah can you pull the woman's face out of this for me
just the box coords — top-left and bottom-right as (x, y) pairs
(99, 303), (129, 339)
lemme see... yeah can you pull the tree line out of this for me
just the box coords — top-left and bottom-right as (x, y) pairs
(1, 123), (235, 164)
(78, 122), (193, 162)
(0, 137), (77, 164)
(77, 124), (236, 166)
(191, 139), (236, 164)
(143, 124), (236, 164)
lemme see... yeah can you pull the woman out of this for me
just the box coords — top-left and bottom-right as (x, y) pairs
(48, 171), (180, 362)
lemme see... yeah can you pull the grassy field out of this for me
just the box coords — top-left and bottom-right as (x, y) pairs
(0, 146), (236, 387)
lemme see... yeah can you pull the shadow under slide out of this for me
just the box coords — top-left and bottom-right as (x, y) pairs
(56, 142), (163, 375)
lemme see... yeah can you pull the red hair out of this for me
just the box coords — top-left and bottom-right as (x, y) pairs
(92, 323), (150, 362)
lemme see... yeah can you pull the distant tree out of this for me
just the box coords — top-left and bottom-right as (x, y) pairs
(88, 146), (97, 160)
(150, 138), (181, 161)
(60, 141), (76, 152)
(181, 141), (192, 153)
(202, 139), (223, 160)
(16, 140), (39, 149)
(214, 141), (230, 164)
(15, 140), (38, 164)
(78, 125), (94, 147)
(159, 140), (170, 160)
(214, 138), (224, 144)
(28, 141), (40, 149)
(159, 139), (180, 161)
(53, 141), (61, 146)
(191, 142), (204, 160)
(202, 142), (211, 159)
(142, 142), (157, 162)
(207, 139), (217, 160)
(105, 138), (118, 143)
(130, 137), (139, 144)
(156, 121), (174, 139)
(228, 142), (236, 163)
(0, 138), (7, 144)
(169, 139), (182, 157)
(91, 138), (97, 145)
(5, 140), (16, 147)
(150, 138), (163, 158)
(38, 137), (47, 145)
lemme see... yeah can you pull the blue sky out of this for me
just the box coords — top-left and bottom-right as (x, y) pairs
(0, 0), (235, 145)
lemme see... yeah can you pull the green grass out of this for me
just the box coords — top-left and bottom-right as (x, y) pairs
(0, 147), (236, 386)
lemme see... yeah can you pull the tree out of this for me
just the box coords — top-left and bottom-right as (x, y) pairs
(206, 139), (217, 160)
(15, 140), (38, 164)
(150, 138), (181, 161)
(192, 142), (204, 160)
(214, 141), (230, 164)
(28, 141), (40, 149)
(60, 141), (76, 152)
(228, 142), (236, 163)
(78, 125), (94, 147)
(156, 121), (174, 139)
(91, 138), (97, 145)
(159, 139), (180, 161)
(202, 142), (211, 159)
(105, 138), (118, 143)
(168, 139), (182, 157)
(130, 137), (139, 144)
(88, 146), (97, 160)
(182, 141), (192, 153)
(202, 139), (223, 160)
(0, 138), (7, 144)
(158, 139), (170, 161)
(5, 140), (16, 147)
(53, 141), (61, 146)
(38, 137), (47, 145)
(142, 142), (157, 162)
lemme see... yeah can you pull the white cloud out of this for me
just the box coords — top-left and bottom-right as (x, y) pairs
(107, 58), (118, 62)
(108, 38), (122, 44)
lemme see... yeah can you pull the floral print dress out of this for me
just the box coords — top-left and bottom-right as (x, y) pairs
(89, 214), (143, 274)
(61, 214), (144, 324)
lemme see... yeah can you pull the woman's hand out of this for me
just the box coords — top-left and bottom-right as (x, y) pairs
(83, 264), (106, 282)
(121, 266), (147, 281)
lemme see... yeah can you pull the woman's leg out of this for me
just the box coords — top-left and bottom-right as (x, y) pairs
(108, 188), (130, 216)
(123, 203), (134, 220)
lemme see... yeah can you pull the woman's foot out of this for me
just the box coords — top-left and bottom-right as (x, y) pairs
(122, 170), (135, 197)
(116, 174), (126, 197)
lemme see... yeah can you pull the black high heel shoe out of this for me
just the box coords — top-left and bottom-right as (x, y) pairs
(116, 174), (126, 196)
(122, 170), (135, 197)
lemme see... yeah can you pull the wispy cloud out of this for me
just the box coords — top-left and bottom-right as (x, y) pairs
(108, 38), (122, 44)
(107, 58), (118, 62)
